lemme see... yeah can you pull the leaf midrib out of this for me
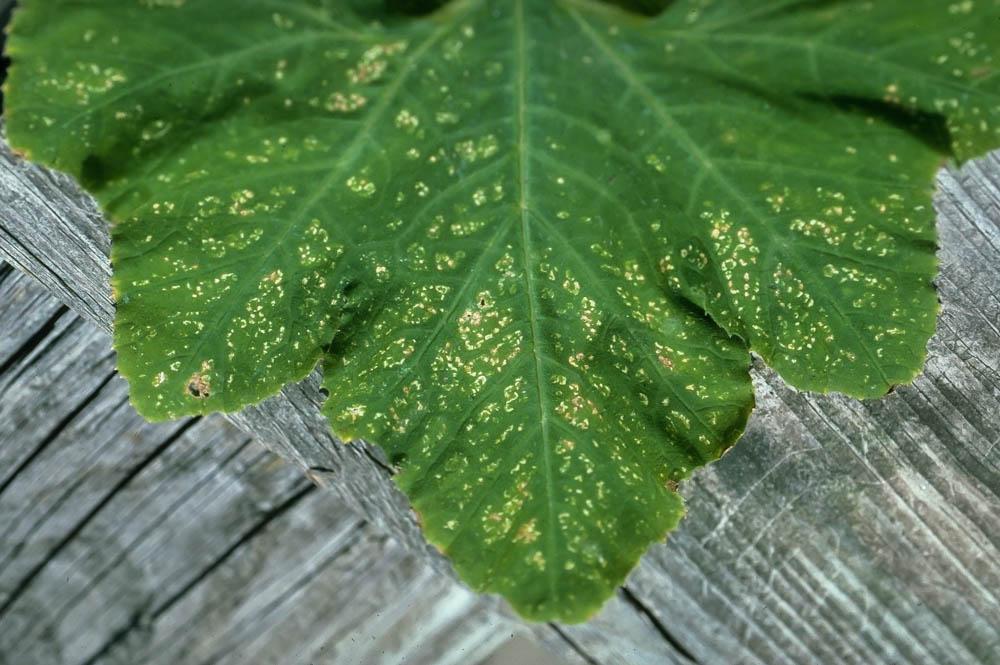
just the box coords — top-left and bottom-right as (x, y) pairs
(513, 0), (560, 604)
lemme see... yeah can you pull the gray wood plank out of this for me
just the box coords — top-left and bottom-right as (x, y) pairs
(0, 264), (66, 370)
(2, 134), (998, 664)
(0, 269), (552, 665)
(0, 305), (115, 501)
(142, 516), (514, 665)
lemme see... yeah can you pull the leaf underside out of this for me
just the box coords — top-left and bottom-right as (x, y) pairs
(6, 0), (1000, 622)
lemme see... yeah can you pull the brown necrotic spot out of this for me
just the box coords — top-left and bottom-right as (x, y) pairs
(186, 372), (211, 398)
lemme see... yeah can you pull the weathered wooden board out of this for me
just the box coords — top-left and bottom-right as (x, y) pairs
(3, 69), (1000, 665)
(0, 268), (548, 665)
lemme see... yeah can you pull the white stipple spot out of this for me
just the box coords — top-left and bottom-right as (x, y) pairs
(395, 108), (420, 131)
(346, 176), (376, 197)
(326, 91), (366, 113)
(343, 405), (366, 422)
(513, 519), (540, 544)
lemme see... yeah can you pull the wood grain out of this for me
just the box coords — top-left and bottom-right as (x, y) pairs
(2, 133), (998, 663)
(0, 269), (544, 665)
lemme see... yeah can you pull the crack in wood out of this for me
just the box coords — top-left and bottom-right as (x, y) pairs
(0, 418), (201, 619)
(620, 586), (699, 665)
(0, 368), (115, 500)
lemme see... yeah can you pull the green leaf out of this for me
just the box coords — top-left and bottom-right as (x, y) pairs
(6, 0), (999, 621)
